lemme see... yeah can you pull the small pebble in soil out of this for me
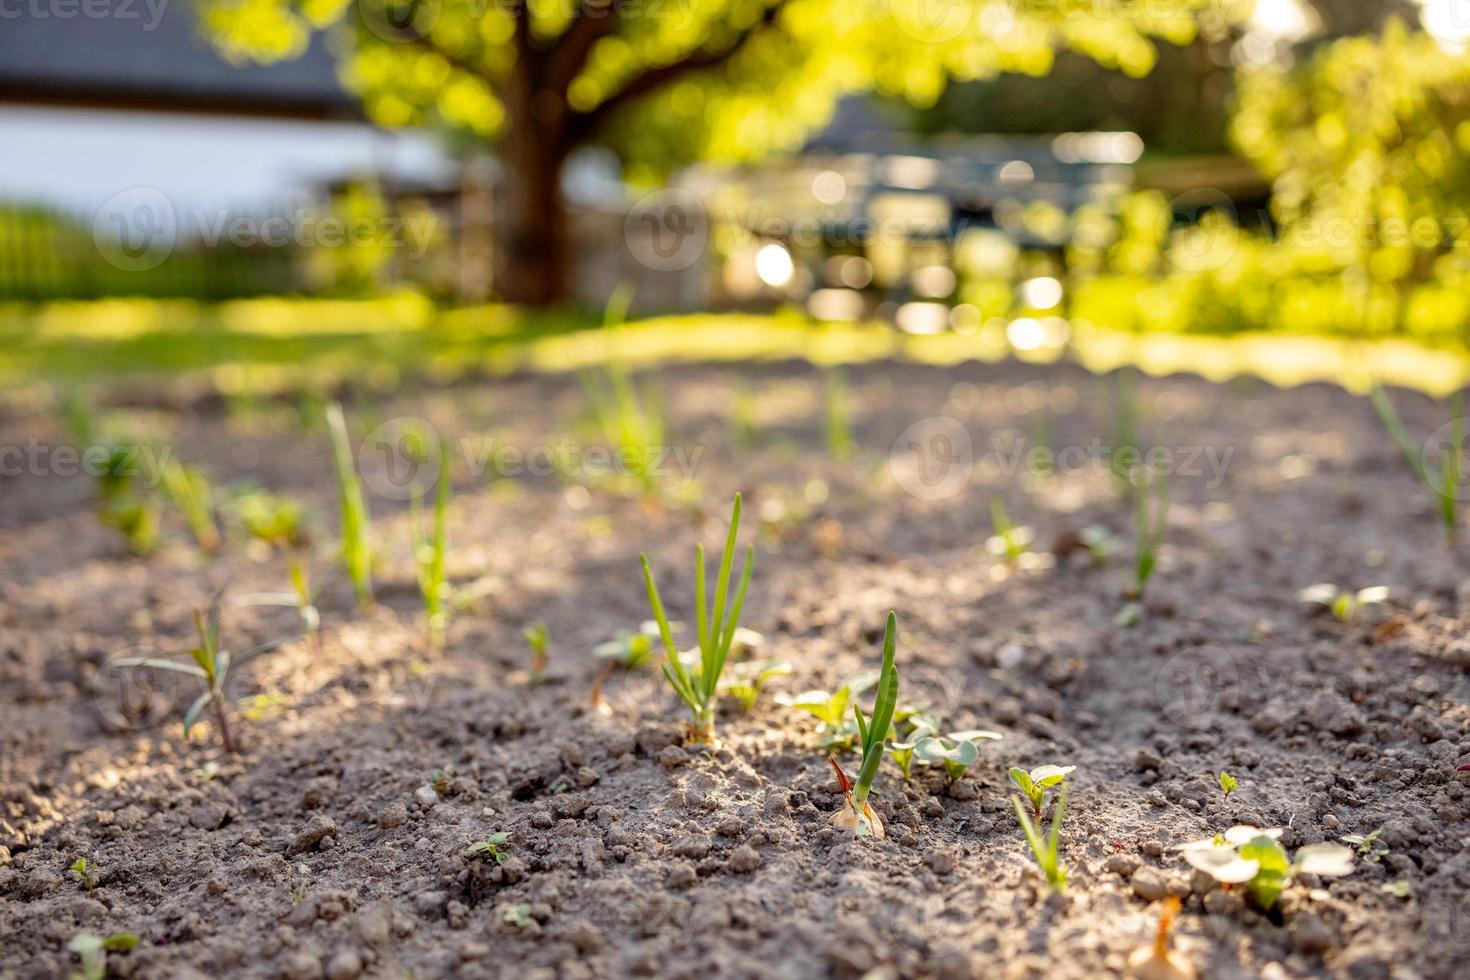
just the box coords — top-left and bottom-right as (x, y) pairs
(1131, 867), (1168, 902)
(414, 786), (439, 808)
(324, 950), (362, 980)
(378, 802), (408, 830)
(667, 862), (697, 888)
(925, 849), (956, 875)
(287, 814), (340, 856)
(728, 845), (761, 873)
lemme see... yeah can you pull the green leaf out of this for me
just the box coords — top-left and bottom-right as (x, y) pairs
(1008, 767), (1034, 795)
(182, 690), (214, 738)
(1030, 764), (1075, 788)
(113, 657), (207, 678)
(102, 933), (140, 951)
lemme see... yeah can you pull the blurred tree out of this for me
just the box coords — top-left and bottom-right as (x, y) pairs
(1231, 18), (1470, 328)
(202, 0), (1221, 304)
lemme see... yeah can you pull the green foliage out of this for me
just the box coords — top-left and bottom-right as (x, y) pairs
(100, 495), (160, 557)
(987, 500), (1032, 565)
(503, 903), (533, 928)
(777, 669), (878, 752)
(68, 932), (139, 980)
(1298, 583), (1389, 622)
(914, 730), (1001, 781)
(326, 401), (374, 606)
(1180, 826), (1356, 910)
(466, 831), (512, 864)
(412, 444), (452, 647)
(1368, 385), (1462, 541)
(115, 593), (289, 754)
(1009, 764), (1075, 819)
(199, 0), (1209, 177)
(1118, 467), (1169, 625)
(1013, 782), (1069, 895)
(161, 458), (221, 554)
(233, 488), (317, 633)
(730, 378), (759, 450)
(641, 494), (754, 738)
(824, 367), (852, 463)
(1341, 828), (1389, 864)
(1218, 770), (1237, 798)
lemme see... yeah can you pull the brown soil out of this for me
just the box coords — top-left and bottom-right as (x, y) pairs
(3, 359), (1470, 980)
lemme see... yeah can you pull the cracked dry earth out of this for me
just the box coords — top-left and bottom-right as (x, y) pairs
(3, 358), (1470, 980)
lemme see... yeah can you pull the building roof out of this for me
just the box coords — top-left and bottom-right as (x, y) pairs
(0, 6), (358, 119)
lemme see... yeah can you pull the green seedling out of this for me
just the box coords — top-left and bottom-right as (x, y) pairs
(68, 857), (94, 897)
(987, 500), (1033, 564)
(1130, 468), (1168, 598)
(234, 489), (318, 635)
(326, 401), (374, 607)
(115, 593), (288, 754)
(1341, 827), (1388, 864)
(1013, 782), (1069, 895)
(824, 366), (853, 462)
(719, 659), (791, 711)
(641, 494), (754, 740)
(466, 832), (512, 864)
(828, 611), (899, 838)
(1298, 583), (1389, 623)
(411, 445), (452, 648)
(1218, 770), (1237, 799)
(777, 669), (879, 752)
(68, 932), (140, 980)
(1079, 525), (1124, 563)
(885, 711), (937, 780)
(1179, 825), (1355, 909)
(161, 458), (220, 554)
(503, 903), (533, 928)
(101, 495), (160, 556)
(1009, 764), (1076, 819)
(523, 622), (549, 684)
(1369, 384), (1462, 542)
(915, 729), (1003, 781)
(593, 620), (665, 670)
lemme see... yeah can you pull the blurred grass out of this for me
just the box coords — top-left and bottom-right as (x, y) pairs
(2, 293), (1467, 406)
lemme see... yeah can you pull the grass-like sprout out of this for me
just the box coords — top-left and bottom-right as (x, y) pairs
(730, 378), (759, 449)
(411, 444), (451, 648)
(115, 593), (287, 754)
(1013, 782), (1069, 895)
(581, 282), (667, 496)
(1369, 384), (1462, 543)
(234, 488), (318, 636)
(824, 366), (853, 462)
(720, 659), (791, 711)
(523, 622), (548, 684)
(1117, 468), (1168, 625)
(828, 611), (899, 838)
(641, 494), (754, 740)
(326, 401), (374, 607)
(1110, 367), (1139, 494)
(161, 457), (220, 553)
(94, 444), (160, 556)
(988, 500), (1033, 564)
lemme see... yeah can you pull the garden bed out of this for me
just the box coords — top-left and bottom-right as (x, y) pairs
(2, 357), (1468, 979)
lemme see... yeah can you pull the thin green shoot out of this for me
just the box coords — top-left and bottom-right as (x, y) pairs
(1126, 467), (1168, 606)
(988, 500), (1032, 564)
(326, 401), (374, 607)
(115, 593), (289, 754)
(234, 488), (318, 636)
(720, 659), (791, 711)
(824, 366), (853, 462)
(466, 831), (512, 864)
(101, 495), (160, 556)
(1369, 384), (1462, 543)
(1218, 770), (1237, 799)
(161, 457), (220, 554)
(523, 622), (548, 684)
(730, 377), (759, 449)
(581, 281), (665, 496)
(828, 611), (899, 838)
(641, 494), (754, 740)
(411, 443), (451, 648)
(1013, 782), (1069, 895)
(1110, 368), (1139, 494)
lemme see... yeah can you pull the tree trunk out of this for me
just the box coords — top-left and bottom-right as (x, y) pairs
(496, 117), (570, 306)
